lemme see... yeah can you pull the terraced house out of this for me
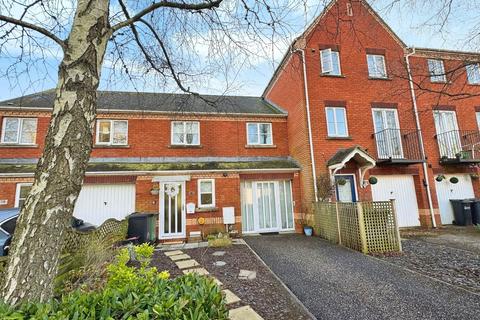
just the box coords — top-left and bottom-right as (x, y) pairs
(265, 0), (480, 228)
(1, 0), (480, 239)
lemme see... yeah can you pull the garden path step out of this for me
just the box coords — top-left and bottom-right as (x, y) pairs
(229, 306), (263, 320)
(164, 250), (183, 257)
(182, 267), (210, 276)
(175, 259), (200, 269)
(169, 254), (190, 261)
(222, 289), (241, 305)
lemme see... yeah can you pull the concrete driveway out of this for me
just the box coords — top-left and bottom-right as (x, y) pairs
(245, 235), (480, 320)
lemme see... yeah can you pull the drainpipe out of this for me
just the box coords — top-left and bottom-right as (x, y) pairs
(405, 47), (437, 228)
(294, 45), (319, 202)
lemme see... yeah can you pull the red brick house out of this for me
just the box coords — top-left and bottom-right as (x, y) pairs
(1, 0), (480, 238)
(264, 0), (480, 228)
(0, 91), (302, 240)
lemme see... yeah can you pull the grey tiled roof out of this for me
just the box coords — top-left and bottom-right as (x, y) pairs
(0, 90), (286, 116)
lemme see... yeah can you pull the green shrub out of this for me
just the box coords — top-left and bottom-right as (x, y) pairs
(0, 244), (228, 320)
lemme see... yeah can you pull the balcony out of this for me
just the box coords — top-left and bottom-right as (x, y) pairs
(373, 129), (425, 165)
(435, 130), (480, 164)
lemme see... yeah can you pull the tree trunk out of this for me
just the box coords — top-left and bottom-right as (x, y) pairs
(1, 0), (111, 305)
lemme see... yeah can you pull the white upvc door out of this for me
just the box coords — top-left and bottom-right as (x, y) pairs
(372, 108), (403, 159)
(159, 181), (186, 239)
(434, 111), (461, 158)
(241, 180), (294, 233)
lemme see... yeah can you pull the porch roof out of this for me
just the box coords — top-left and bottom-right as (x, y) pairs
(0, 158), (300, 176)
(327, 146), (376, 169)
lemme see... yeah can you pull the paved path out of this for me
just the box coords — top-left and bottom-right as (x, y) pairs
(245, 235), (480, 320)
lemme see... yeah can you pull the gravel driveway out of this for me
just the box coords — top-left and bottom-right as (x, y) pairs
(245, 235), (480, 320)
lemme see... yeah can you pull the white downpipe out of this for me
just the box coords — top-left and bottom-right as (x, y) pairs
(296, 47), (319, 202)
(405, 48), (437, 228)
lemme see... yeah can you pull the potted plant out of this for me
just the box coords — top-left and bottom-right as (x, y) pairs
(150, 185), (160, 195)
(336, 177), (347, 186)
(435, 175), (445, 182)
(368, 176), (378, 185)
(300, 213), (314, 236)
(449, 176), (459, 184)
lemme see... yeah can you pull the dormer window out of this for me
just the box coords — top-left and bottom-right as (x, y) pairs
(321, 48), (341, 76)
(1, 117), (37, 145)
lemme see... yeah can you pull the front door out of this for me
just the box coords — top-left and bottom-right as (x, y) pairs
(434, 110), (460, 158)
(335, 175), (357, 202)
(373, 108), (403, 159)
(159, 182), (186, 239)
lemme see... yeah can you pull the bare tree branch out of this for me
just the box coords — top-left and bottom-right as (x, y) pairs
(112, 0), (224, 32)
(0, 14), (66, 50)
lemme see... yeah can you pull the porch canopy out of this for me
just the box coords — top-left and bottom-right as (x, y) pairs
(327, 146), (376, 188)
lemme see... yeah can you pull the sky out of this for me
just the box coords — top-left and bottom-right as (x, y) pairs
(0, 0), (478, 101)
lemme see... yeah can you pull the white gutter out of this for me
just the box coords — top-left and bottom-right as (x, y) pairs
(405, 48), (437, 228)
(295, 46), (319, 201)
(0, 167), (300, 178)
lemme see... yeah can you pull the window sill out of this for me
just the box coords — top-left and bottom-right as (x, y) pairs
(169, 144), (203, 149)
(467, 83), (480, 86)
(0, 143), (38, 148)
(195, 207), (219, 213)
(320, 74), (346, 78)
(430, 80), (449, 84)
(368, 77), (392, 81)
(245, 144), (277, 149)
(94, 144), (130, 148)
(326, 136), (353, 140)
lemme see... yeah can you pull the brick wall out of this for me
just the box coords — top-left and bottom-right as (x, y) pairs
(0, 112), (289, 159)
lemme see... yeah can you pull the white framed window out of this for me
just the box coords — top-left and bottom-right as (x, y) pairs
(320, 49), (341, 75)
(15, 183), (33, 208)
(198, 179), (215, 208)
(247, 123), (273, 145)
(1, 117), (37, 145)
(96, 120), (128, 145)
(428, 59), (447, 83)
(367, 54), (387, 78)
(171, 121), (200, 145)
(466, 63), (480, 84)
(476, 112), (480, 130)
(326, 107), (348, 137)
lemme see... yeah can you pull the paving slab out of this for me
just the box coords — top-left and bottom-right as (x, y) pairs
(210, 276), (223, 286)
(229, 306), (263, 320)
(175, 259), (199, 269)
(169, 254), (191, 261)
(238, 269), (257, 280)
(182, 267), (210, 276)
(213, 261), (226, 267)
(164, 250), (183, 257)
(212, 251), (226, 256)
(246, 234), (480, 320)
(222, 289), (241, 305)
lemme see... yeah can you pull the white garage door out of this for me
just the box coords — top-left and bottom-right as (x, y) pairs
(435, 174), (474, 225)
(73, 184), (136, 226)
(371, 175), (420, 227)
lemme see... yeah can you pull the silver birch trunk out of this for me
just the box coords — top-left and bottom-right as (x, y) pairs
(0, 0), (111, 305)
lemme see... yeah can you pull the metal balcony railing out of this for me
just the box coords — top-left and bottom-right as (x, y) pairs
(373, 129), (424, 163)
(435, 130), (480, 163)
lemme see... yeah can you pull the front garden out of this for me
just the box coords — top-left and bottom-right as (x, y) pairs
(0, 243), (228, 319)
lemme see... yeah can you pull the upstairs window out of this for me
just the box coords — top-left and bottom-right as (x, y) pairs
(476, 112), (480, 130)
(1, 117), (37, 145)
(367, 54), (387, 78)
(247, 123), (273, 145)
(96, 120), (128, 145)
(171, 121), (200, 145)
(428, 59), (447, 83)
(466, 63), (480, 84)
(320, 48), (341, 76)
(326, 107), (348, 137)
(198, 179), (215, 207)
